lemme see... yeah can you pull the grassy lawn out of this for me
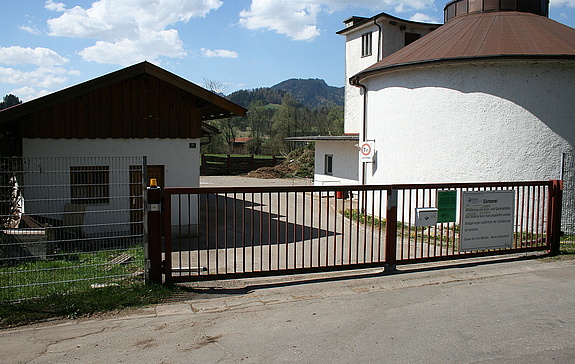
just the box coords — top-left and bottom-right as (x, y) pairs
(0, 281), (176, 328)
(0, 247), (146, 302)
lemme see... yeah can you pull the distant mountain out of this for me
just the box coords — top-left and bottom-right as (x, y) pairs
(271, 79), (344, 109)
(227, 79), (344, 110)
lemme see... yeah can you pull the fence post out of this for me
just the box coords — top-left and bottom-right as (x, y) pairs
(384, 188), (398, 271)
(146, 180), (163, 284)
(548, 180), (563, 256)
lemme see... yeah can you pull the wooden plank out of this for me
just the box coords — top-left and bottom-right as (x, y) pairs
(110, 81), (123, 138)
(77, 94), (90, 138)
(88, 88), (100, 139)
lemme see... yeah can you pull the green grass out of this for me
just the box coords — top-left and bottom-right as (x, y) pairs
(0, 281), (176, 328)
(0, 247), (145, 302)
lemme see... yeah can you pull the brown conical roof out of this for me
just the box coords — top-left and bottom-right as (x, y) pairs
(352, 10), (575, 83)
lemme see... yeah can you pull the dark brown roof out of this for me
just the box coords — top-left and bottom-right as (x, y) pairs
(352, 11), (575, 82)
(0, 61), (247, 124)
(337, 12), (439, 35)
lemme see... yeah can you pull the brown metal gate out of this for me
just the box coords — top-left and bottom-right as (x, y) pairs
(148, 181), (562, 283)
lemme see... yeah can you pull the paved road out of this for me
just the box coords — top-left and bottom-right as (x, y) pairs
(2, 256), (575, 363)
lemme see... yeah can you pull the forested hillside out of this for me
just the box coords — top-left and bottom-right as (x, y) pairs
(204, 79), (344, 155)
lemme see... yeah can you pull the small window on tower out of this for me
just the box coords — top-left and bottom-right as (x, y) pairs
(361, 32), (372, 57)
(325, 154), (333, 175)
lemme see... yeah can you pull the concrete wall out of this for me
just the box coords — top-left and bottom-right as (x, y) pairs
(360, 60), (575, 185)
(313, 140), (359, 187)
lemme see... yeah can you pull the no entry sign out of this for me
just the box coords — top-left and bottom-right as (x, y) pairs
(360, 141), (374, 162)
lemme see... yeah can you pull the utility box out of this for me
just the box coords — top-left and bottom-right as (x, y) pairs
(415, 207), (438, 227)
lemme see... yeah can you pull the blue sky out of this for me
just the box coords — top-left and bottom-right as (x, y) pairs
(1, 0), (575, 101)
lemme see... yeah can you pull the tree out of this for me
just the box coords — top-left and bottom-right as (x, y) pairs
(0, 94), (22, 110)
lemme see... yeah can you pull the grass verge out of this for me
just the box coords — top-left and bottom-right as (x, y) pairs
(0, 280), (178, 329)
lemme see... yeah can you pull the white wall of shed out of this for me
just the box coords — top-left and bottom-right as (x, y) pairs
(22, 138), (201, 235)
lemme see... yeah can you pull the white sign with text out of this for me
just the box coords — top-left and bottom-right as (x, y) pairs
(460, 190), (515, 252)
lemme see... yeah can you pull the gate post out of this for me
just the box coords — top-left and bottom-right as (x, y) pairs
(384, 188), (398, 271)
(146, 179), (163, 284)
(548, 180), (563, 256)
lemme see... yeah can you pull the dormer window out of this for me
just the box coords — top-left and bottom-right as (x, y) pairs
(361, 32), (372, 57)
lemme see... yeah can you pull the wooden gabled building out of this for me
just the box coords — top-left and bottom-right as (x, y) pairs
(0, 61), (246, 157)
(0, 62), (246, 235)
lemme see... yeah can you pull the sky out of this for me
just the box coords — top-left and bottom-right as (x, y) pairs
(1, 0), (575, 101)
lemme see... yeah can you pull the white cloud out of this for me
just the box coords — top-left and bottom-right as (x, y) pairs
(19, 25), (41, 35)
(0, 66), (76, 90)
(239, 0), (436, 41)
(410, 12), (439, 23)
(550, 0), (575, 8)
(201, 48), (239, 58)
(239, 0), (322, 41)
(79, 29), (186, 66)
(0, 46), (68, 66)
(46, 0), (223, 64)
(45, 0), (67, 12)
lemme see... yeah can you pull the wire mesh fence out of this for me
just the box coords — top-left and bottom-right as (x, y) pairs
(561, 152), (575, 243)
(0, 156), (146, 301)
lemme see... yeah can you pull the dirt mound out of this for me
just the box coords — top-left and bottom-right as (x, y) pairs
(247, 165), (296, 179)
(247, 146), (314, 179)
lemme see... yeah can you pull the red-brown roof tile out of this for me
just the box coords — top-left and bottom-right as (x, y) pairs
(352, 11), (575, 82)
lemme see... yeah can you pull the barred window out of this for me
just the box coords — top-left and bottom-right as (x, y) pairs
(70, 166), (110, 204)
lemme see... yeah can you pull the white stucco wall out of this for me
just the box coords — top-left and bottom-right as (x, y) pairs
(313, 140), (359, 187)
(360, 60), (575, 185)
(22, 138), (201, 235)
(343, 18), (437, 135)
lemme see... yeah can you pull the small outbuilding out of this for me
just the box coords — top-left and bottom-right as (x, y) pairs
(0, 61), (247, 234)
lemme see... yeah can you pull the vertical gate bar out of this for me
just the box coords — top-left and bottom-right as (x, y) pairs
(348, 190), (353, 264)
(526, 186), (532, 247)
(536, 185), (541, 246)
(318, 191), (323, 267)
(294, 191), (298, 268)
(224, 193), (228, 273)
(197, 194), (201, 276)
(187, 194), (192, 276)
(520, 186), (526, 247)
(532, 186), (538, 246)
(285, 192), (289, 269)
(176, 195), (182, 276)
(163, 191), (172, 282)
(205, 193), (211, 275)
(385, 188), (398, 268)
(268, 192), (273, 271)
(400, 189), (406, 260)
(514, 188), (519, 248)
(242, 192), (246, 273)
(310, 190), (315, 267)
(215, 193), (220, 274)
(377, 189), (383, 262)
(233, 192), (237, 273)
(334, 191), (339, 265)
(407, 189), (413, 259)
(260, 192), (264, 271)
(325, 192), (330, 266)
(251, 192), (255, 272)
(277, 191), (281, 270)
(302, 190), (307, 267)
